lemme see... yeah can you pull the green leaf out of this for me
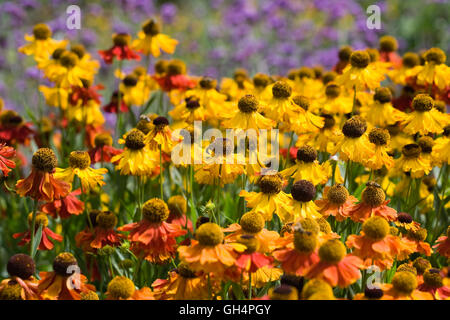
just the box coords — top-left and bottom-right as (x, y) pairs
(31, 224), (44, 258)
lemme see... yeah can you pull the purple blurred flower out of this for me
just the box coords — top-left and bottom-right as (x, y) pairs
(160, 3), (177, 24)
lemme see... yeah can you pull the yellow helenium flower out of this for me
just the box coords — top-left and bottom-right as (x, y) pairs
(39, 85), (69, 110)
(402, 94), (449, 135)
(281, 145), (329, 185)
(239, 173), (292, 223)
(360, 87), (405, 127)
(262, 81), (296, 122)
(415, 48), (450, 90)
(111, 129), (158, 176)
(54, 51), (86, 88)
(55, 151), (107, 193)
(365, 128), (394, 170)
(286, 96), (324, 134)
(132, 19), (178, 57)
(388, 52), (421, 85)
(70, 44), (100, 82)
(288, 67), (324, 100)
(221, 94), (274, 132)
(18, 23), (68, 60)
(394, 143), (432, 178)
(119, 74), (150, 106)
(145, 116), (182, 153)
(316, 82), (353, 115)
(337, 50), (385, 91)
(185, 77), (231, 121)
(169, 95), (208, 123)
(289, 180), (322, 221)
(194, 139), (245, 187)
(220, 69), (253, 101)
(332, 116), (374, 164)
(431, 126), (450, 166)
(66, 100), (105, 127)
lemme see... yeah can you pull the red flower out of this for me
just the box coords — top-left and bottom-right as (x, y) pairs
(347, 199), (398, 223)
(433, 229), (450, 258)
(153, 74), (196, 92)
(380, 51), (402, 68)
(75, 211), (123, 251)
(0, 111), (35, 146)
(13, 212), (62, 251)
(69, 84), (104, 106)
(119, 219), (186, 263)
(88, 133), (122, 164)
(102, 91), (129, 113)
(167, 212), (193, 233)
(0, 143), (16, 176)
(40, 189), (84, 219)
(98, 33), (140, 64)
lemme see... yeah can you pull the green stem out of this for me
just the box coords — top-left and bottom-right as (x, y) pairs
(248, 272), (252, 300)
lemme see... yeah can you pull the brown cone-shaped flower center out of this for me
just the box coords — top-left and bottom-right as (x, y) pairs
(240, 211), (265, 234)
(196, 222), (223, 246)
(364, 286), (384, 299)
(32, 148), (57, 172)
(342, 116), (367, 138)
(322, 71), (337, 84)
(253, 73), (270, 88)
(379, 35), (398, 52)
(325, 83), (341, 99)
(338, 46), (352, 62)
(95, 133), (113, 147)
(238, 94), (259, 113)
(319, 239), (346, 263)
(327, 184), (349, 205)
(59, 51), (78, 69)
(81, 291), (100, 300)
(397, 263), (417, 275)
(316, 217), (332, 234)
(292, 95), (310, 110)
(397, 212), (413, 224)
(123, 75), (138, 87)
(7, 254), (35, 279)
(407, 228), (427, 242)
(258, 174), (283, 195)
(177, 262), (196, 278)
(412, 257), (431, 275)
(272, 81), (292, 99)
(52, 48), (66, 60)
(293, 230), (317, 253)
(125, 130), (146, 150)
(424, 48), (446, 65)
(33, 23), (51, 40)
(153, 116), (169, 131)
(369, 128), (390, 146)
(296, 145), (317, 162)
(418, 136), (434, 154)
(373, 87), (392, 104)
(167, 195), (187, 216)
(361, 182), (385, 207)
(53, 252), (78, 276)
(185, 96), (200, 110)
(402, 143), (421, 158)
(167, 59), (186, 76)
(199, 77), (216, 89)
(142, 198), (169, 223)
(96, 211), (118, 229)
(291, 180), (316, 202)
(402, 52), (420, 68)
(69, 151), (91, 169)
(412, 94), (434, 112)
(362, 216), (389, 240)
(392, 272), (417, 294)
(237, 234), (259, 253)
(366, 48), (380, 62)
(113, 33), (130, 46)
(269, 285), (298, 300)
(321, 114), (335, 129)
(154, 60), (168, 74)
(71, 44), (86, 59)
(350, 51), (370, 68)
(142, 19), (160, 36)
(298, 67), (314, 79)
(107, 276), (135, 299)
(423, 269), (443, 288)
